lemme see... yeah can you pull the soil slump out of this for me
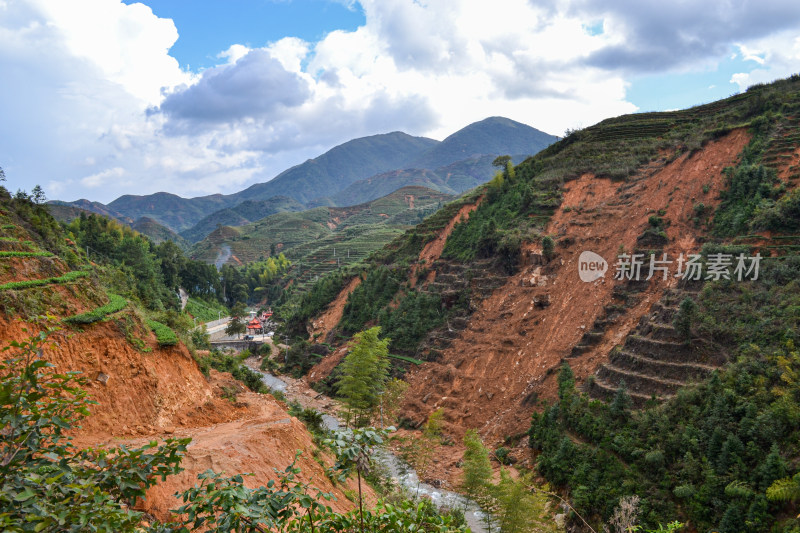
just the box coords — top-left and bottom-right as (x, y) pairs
(400, 129), (751, 443)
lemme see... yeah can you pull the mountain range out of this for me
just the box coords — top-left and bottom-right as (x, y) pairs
(50, 116), (557, 245)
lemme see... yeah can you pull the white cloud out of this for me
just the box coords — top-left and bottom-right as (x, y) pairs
(81, 166), (124, 188)
(730, 31), (800, 91)
(2, 0), (800, 204)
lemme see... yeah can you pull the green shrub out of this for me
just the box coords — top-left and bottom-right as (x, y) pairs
(146, 319), (178, 346)
(64, 293), (126, 324)
(751, 187), (800, 232)
(0, 269), (88, 291)
(0, 250), (52, 257)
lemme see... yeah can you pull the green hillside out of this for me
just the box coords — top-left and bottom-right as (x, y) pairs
(326, 154), (529, 206)
(108, 191), (228, 233)
(180, 196), (305, 243)
(130, 217), (190, 250)
(285, 75), (800, 532)
(191, 186), (453, 286)
(47, 203), (190, 251)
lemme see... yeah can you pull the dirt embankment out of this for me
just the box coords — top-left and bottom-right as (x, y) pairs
(2, 311), (367, 523)
(309, 276), (362, 341)
(400, 129), (752, 448)
(410, 201), (480, 288)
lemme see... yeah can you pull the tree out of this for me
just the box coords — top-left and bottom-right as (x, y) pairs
(225, 302), (248, 338)
(674, 297), (696, 341)
(325, 426), (392, 533)
(336, 327), (390, 428)
(767, 472), (800, 503)
(461, 429), (495, 531)
(0, 325), (188, 532)
(30, 184), (46, 204)
(494, 470), (551, 533)
(492, 155), (511, 169)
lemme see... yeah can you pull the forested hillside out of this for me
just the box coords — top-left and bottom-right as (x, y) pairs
(289, 75), (800, 532)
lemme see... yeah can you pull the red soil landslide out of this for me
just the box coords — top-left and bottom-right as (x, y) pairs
(1, 313), (366, 523)
(401, 129), (752, 443)
(309, 275), (361, 341)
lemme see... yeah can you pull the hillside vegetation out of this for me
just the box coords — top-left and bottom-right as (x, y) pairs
(291, 75), (800, 532)
(191, 186), (454, 290)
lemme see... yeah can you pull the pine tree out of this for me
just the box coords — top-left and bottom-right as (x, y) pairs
(336, 327), (390, 427)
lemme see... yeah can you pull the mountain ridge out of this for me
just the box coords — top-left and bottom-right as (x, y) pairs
(56, 117), (556, 237)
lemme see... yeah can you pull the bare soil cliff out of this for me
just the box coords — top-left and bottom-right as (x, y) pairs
(0, 253), (365, 523)
(400, 129), (751, 442)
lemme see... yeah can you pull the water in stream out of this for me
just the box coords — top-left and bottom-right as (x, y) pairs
(252, 368), (488, 532)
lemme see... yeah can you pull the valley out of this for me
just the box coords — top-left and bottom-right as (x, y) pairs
(4, 76), (800, 532)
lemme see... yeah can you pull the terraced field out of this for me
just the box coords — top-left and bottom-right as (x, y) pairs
(192, 186), (455, 290)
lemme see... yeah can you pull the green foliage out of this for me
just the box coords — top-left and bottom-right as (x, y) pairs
(0, 250), (53, 257)
(184, 296), (229, 323)
(340, 267), (405, 335)
(324, 426), (393, 531)
(529, 257), (800, 531)
(751, 187), (800, 232)
(171, 454), (334, 533)
(400, 409), (444, 496)
(767, 473), (800, 502)
(288, 401), (325, 434)
(281, 270), (347, 338)
(337, 327), (391, 428)
(713, 164), (781, 236)
(378, 290), (443, 353)
(443, 164), (560, 267)
(63, 293), (127, 324)
(0, 269), (89, 291)
(146, 319), (178, 346)
(673, 297), (696, 340)
(190, 325), (211, 351)
(542, 235), (555, 260)
(461, 429), (494, 516)
(0, 326), (188, 532)
(198, 350), (268, 394)
(494, 469), (557, 533)
(67, 213), (178, 310)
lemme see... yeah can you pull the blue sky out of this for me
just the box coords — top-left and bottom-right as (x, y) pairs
(123, 1), (365, 71)
(1, 0), (799, 203)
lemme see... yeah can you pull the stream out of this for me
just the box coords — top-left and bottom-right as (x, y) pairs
(250, 367), (487, 532)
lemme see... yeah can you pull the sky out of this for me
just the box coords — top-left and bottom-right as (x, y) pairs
(1, 0), (800, 204)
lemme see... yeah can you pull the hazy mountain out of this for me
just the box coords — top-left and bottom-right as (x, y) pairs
(131, 217), (190, 250)
(227, 132), (438, 206)
(57, 117), (555, 235)
(325, 154), (530, 206)
(48, 199), (131, 224)
(408, 116), (556, 169)
(180, 196), (305, 243)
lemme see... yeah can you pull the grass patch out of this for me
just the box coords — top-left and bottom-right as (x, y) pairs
(0, 270), (89, 291)
(0, 251), (53, 258)
(63, 294), (127, 324)
(185, 296), (229, 323)
(387, 353), (424, 365)
(146, 319), (178, 346)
